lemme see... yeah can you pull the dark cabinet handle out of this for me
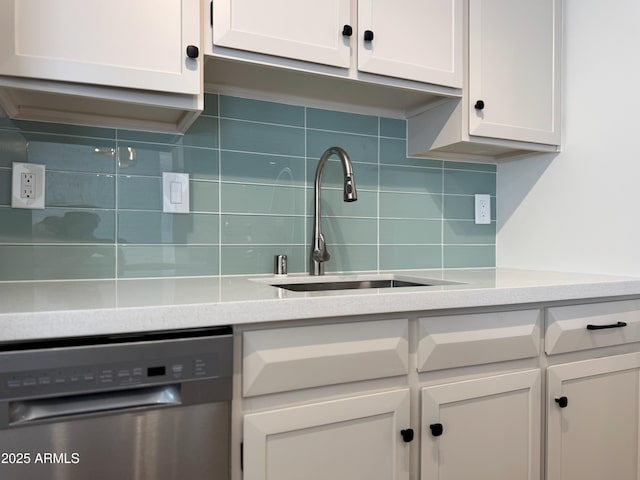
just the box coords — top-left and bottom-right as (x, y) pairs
(186, 45), (199, 59)
(474, 100), (485, 110)
(364, 30), (374, 42)
(430, 423), (444, 437)
(342, 25), (353, 37)
(400, 428), (414, 443)
(555, 396), (568, 408)
(587, 321), (627, 330)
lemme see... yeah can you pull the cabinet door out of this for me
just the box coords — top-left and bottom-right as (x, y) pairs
(357, 0), (462, 87)
(547, 353), (640, 480)
(213, 0), (351, 68)
(243, 389), (411, 480)
(421, 370), (541, 480)
(468, 0), (561, 145)
(0, 0), (200, 94)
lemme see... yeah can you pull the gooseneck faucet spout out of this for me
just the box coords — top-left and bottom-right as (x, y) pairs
(311, 146), (358, 275)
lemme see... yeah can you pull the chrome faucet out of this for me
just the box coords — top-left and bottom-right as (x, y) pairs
(310, 146), (358, 275)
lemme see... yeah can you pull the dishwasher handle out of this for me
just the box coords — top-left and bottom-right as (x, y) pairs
(8, 385), (181, 426)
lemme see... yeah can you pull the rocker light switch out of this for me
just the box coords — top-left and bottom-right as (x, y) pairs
(163, 172), (189, 213)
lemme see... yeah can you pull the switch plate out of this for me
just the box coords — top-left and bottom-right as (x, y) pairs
(474, 194), (491, 224)
(12, 162), (45, 209)
(163, 172), (189, 213)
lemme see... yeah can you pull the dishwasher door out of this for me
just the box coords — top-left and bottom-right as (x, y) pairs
(0, 327), (232, 480)
(0, 397), (229, 480)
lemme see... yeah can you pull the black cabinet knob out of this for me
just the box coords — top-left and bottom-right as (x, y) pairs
(474, 100), (485, 110)
(364, 30), (374, 42)
(555, 396), (568, 408)
(186, 45), (199, 59)
(342, 25), (353, 37)
(400, 428), (414, 443)
(430, 423), (444, 437)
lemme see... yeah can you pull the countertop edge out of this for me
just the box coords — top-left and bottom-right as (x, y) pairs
(4, 273), (640, 342)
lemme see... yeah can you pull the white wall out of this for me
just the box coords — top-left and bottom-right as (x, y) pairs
(497, 0), (640, 275)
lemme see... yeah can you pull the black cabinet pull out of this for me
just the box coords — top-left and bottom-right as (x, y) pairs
(364, 30), (374, 42)
(474, 100), (485, 110)
(555, 396), (568, 408)
(430, 423), (443, 437)
(186, 45), (199, 59)
(400, 428), (414, 443)
(342, 25), (353, 37)
(587, 321), (627, 330)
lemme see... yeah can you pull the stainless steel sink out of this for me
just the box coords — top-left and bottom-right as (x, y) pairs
(272, 279), (434, 292)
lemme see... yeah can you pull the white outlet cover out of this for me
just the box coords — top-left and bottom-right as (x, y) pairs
(12, 162), (45, 209)
(162, 172), (190, 214)
(474, 194), (491, 224)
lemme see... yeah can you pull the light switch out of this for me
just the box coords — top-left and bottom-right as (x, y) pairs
(163, 172), (189, 214)
(170, 181), (182, 204)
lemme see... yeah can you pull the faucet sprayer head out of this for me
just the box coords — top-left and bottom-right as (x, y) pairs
(343, 175), (358, 202)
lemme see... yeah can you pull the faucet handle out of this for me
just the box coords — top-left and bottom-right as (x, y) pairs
(312, 234), (331, 262)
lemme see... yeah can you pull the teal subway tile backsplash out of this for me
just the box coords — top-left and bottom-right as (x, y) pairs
(220, 119), (304, 156)
(307, 108), (378, 136)
(220, 96), (304, 127)
(380, 118), (406, 139)
(0, 93), (496, 280)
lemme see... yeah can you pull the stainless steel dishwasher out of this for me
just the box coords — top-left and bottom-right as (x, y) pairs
(0, 326), (232, 480)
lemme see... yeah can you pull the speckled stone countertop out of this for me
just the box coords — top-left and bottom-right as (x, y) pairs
(2, 268), (640, 342)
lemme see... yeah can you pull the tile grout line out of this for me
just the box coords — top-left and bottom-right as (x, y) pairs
(114, 128), (119, 281)
(304, 105), (308, 274)
(441, 161), (445, 269)
(377, 116), (381, 272)
(217, 95), (223, 276)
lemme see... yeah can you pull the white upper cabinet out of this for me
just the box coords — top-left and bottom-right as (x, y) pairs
(0, 0), (201, 95)
(408, 0), (561, 162)
(358, 0), (462, 87)
(213, 0), (351, 68)
(468, 0), (560, 145)
(0, 0), (202, 132)
(210, 0), (463, 96)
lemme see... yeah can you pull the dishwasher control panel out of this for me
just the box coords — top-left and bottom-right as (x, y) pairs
(0, 330), (232, 400)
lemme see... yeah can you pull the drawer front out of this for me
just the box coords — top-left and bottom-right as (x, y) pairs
(546, 300), (640, 355)
(243, 319), (409, 397)
(417, 309), (541, 372)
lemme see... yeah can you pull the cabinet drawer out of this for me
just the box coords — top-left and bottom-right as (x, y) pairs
(546, 300), (640, 355)
(417, 310), (541, 372)
(243, 319), (409, 397)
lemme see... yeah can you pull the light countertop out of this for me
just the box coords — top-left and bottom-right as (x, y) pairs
(2, 268), (640, 343)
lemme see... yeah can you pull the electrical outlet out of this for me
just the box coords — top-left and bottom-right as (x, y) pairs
(21, 173), (35, 199)
(12, 162), (45, 209)
(474, 194), (491, 224)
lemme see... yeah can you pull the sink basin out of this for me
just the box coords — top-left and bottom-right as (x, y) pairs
(271, 278), (436, 292)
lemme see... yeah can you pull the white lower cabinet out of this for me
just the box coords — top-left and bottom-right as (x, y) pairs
(547, 352), (640, 480)
(421, 370), (541, 480)
(242, 389), (411, 480)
